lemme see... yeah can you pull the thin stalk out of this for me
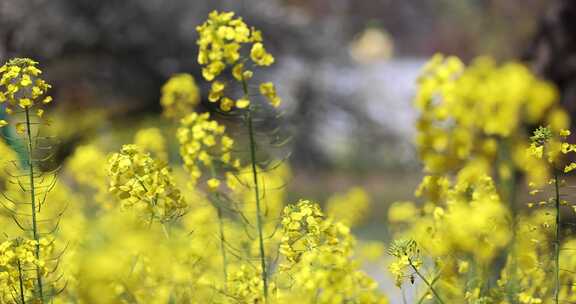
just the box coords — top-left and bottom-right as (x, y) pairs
(553, 168), (560, 304)
(24, 107), (44, 302)
(248, 109), (268, 300)
(17, 258), (26, 304)
(498, 138), (519, 304)
(402, 288), (408, 304)
(216, 206), (229, 290)
(161, 223), (171, 240)
(242, 78), (268, 300)
(408, 258), (445, 304)
(208, 166), (229, 289)
(416, 272), (440, 304)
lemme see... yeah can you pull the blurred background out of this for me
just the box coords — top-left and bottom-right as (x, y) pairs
(1, 0), (572, 238)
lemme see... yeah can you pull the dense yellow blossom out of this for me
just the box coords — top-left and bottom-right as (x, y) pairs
(389, 175), (513, 301)
(177, 112), (240, 188)
(0, 237), (55, 302)
(0, 58), (52, 122)
(134, 127), (168, 162)
(108, 144), (187, 223)
(160, 73), (200, 119)
(387, 239), (422, 288)
(387, 54), (576, 303)
(4, 11), (576, 304)
(197, 10), (282, 110)
(388, 201), (418, 223)
(226, 265), (270, 303)
(280, 200), (328, 266)
(415, 54), (566, 182)
(66, 145), (112, 209)
(278, 199), (387, 303)
(528, 126), (576, 173)
(326, 187), (371, 227)
(197, 11), (263, 79)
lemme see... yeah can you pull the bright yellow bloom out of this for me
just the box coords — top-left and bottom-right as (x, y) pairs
(259, 82), (282, 107)
(250, 43), (274, 66)
(279, 200), (387, 303)
(235, 98), (250, 109)
(108, 144), (187, 222)
(196, 11), (282, 109)
(160, 73), (200, 119)
(134, 127), (168, 162)
(177, 112), (239, 187)
(0, 58), (52, 125)
(326, 187), (371, 227)
(196, 11), (258, 80)
(414, 54), (564, 183)
(207, 178), (220, 191)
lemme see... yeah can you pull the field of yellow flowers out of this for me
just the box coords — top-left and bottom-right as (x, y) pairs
(0, 10), (576, 304)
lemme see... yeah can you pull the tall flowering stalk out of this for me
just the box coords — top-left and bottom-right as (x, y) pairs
(527, 126), (576, 304)
(392, 54), (570, 302)
(196, 11), (282, 300)
(176, 111), (241, 288)
(0, 58), (55, 302)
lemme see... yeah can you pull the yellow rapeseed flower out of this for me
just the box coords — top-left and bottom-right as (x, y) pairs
(0, 58), (52, 126)
(160, 73), (200, 119)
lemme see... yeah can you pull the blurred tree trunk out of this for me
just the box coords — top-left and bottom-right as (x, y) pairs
(524, 0), (576, 115)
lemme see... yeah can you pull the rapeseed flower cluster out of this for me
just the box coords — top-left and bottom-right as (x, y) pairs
(389, 54), (576, 303)
(226, 265), (271, 303)
(134, 127), (169, 162)
(197, 10), (281, 111)
(415, 54), (565, 186)
(326, 187), (371, 228)
(0, 58), (52, 125)
(0, 20), (382, 304)
(4, 10), (576, 304)
(528, 126), (576, 173)
(0, 57), (64, 303)
(279, 199), (327, 265)
(160, 73), (200, 119)
(0, 238), (54, 302)
(278, 200), (387, 303)
(108, 144), (187, 223)
(177, 112), (240, 190)
(387, 239), (422, 288)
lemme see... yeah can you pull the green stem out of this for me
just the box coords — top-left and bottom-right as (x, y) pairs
(498, 138), (519, 304)
(553, 168), (560, 304)
(409, 259), (445, 304)
(416, 272), (441, 304)
(24, 107), (44, 302)
(248, 110), (268, 300)
(161, 223), (171, 240)
(242, 77), (268, 301)
(208, 167), (229, 289)
(17, 257), (26, 304)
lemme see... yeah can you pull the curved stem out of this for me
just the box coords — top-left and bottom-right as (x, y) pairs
(242, 77), (268, 301)
(408, 258), (445, 304)
(161, 223), (170, 240)
(207, 166), (229, 290)
(553, 168), (560, 304)
(248, 110), (269, 300)
(17, 258), (26, 304)
(24, 107), (44, 302)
